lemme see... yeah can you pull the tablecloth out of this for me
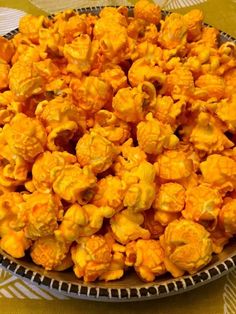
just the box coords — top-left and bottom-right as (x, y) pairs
(0, 1), (236, 313)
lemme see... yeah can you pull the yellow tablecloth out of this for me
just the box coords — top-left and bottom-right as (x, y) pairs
(0, 1), (236, 313)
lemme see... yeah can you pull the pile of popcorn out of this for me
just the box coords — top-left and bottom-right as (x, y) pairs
(0, 0), (236, 282)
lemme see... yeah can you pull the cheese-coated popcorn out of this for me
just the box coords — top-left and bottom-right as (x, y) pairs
(100, 65), (128, 92)
(0, 192), (24, 237)
(71, 235), (112, 282)
(153, 183), (185, 213)
(125, 239), (166, 282)
(93, 110), (130, 145)
(137, 113), (179, 155)
(128, 58), (166, 87)
(19, 15), (45, 44)
(190, 112), (233, 153)
(31, 151), (76, 193)
(0, 36), (15, 63)
(112, 82), (156, 123)
(110, 209), (150, 244)
(134, 0), (161, 25)
(76, 132), (118, 174)
(9, 61), (44, 98)
(183, 10), (203, 42)
(56, 14), (87, 43)
(156, 150), (193, 181)
(183, 185), (222, 230)
(200, 154), (236, 193)
(72, 76), (112, 114)
(3, 113), (47, 162)
(219, 199), (236, 235)
(216, 95), (236, 132)
(210, 225), (231, 254)
(55, 203), (115, 242)
(0, 61), (10, 91)
(143, 209), (164, 239)
(158, 13), (187, 50)
(92, 175), (126, 212)
(0, 230), (31, 258)
(160, 219), (213, 277)
(30, 235), (69, 270)
(195, 74), (225, 100)
(18, 192), (63, 240)
(0, 91), (23, 125)
(53, 164), (97, 204)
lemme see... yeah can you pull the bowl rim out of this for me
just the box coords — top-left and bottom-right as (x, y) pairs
(1, 5), (236, 302)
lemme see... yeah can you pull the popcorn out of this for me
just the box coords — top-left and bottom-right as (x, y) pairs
(160, 219), (213, 277)
(0, 230), (31, 258)
(0, 61), (10, 91)
(0, 36), (15, 63)
(219, 198), (236, 235)
(125, 239), (166, 282)
(134, 0), (161, 25)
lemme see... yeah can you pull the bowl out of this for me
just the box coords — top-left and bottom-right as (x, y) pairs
(1, 6), (236, 302)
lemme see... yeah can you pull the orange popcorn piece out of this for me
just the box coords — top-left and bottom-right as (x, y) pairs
(183, 9), (203, 42)
(190, 112), (234, 153)
(55, 203), (115, 241)
(0, 230), (31, 258)
(110, 209), (150, 245)
(19, 15), (45, 43)
(31, 151), (76, 193)
(125, 239), (166, 282)
(0, 192), (24, 237)
(155, 150), (193, 181)
(182, 184), (222, 230)
(137, 113), (179, 155)
(219, 198), (236, 235)
(9, 60), (44, 98)
(200, 154), (236, 194)
(76, 132), (118, 174)
(195, 74), (225, 100)
(128, 58), (166, 87)
(92, 175), (126, 212)
(17, 192), (63, 240)
(71, 235), (112, 282)
(158, 13), (187, 50)
(30, 235), (69, 270)
(0, 91), (23, 125)
(0, 61), (10, 91)
(71, 76), (112, 114)
(134, 0), (161, 25)
(143, 209), (164, 239)
(112, 82), (156, 123)
(93, 110), (130, 145)
(160, 219), (213, 277)
(53, 164), (97, 204)
(56, 14), (87, 43)
(0, 36), (15, 63)
(3, 113), (47, 162)
(100, 65), (128, 92)
(216, 95), (236, 132)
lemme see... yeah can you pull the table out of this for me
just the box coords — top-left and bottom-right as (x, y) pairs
(0, 1), (236, 313)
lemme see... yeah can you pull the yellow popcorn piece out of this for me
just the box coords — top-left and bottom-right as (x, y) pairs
(110, 209), (150, 245)
(76, 132), (118, 174)
(200, 154), (236, 194)
(156, 150), (193, 181)
(17, 192), (63, 240)
(158, 13), (187, 50)
(125, 239), (166, 282)
(71, 235), (112, 282)
(53, 164), (97, 204)
(160, 219), (213, 277)
(71, 76), (112, 114)
(134, 0), (161, 25)
(3, 113), (47, 162)
(183, 184), (222, 230)
(219, 198), (236, 235)
(137, 113), (179, 155)
(92, 175), (126, 212)
(93, 110), (130, 145)
(190, 112), (234, 153)
(0, 230), (31, 258)
(30, 235), (69, 270)
(31, 151), (76, 193)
